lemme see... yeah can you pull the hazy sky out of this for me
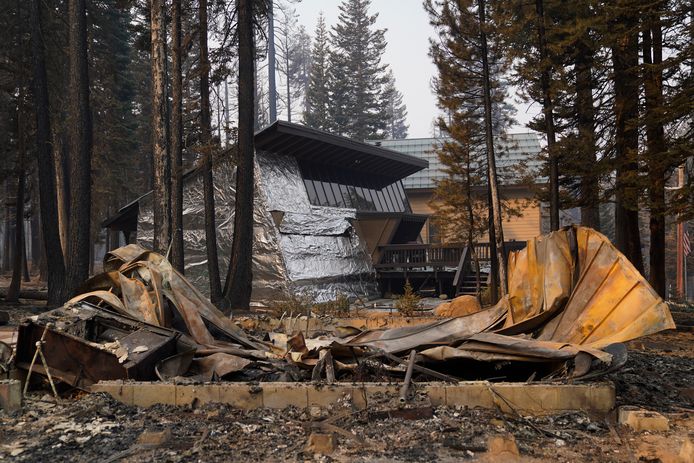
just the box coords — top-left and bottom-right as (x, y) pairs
(292, 0), (536, 138)
(293, 0), (438, 138)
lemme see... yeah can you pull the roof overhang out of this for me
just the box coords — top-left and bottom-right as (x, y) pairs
(255, 121), (428, 183)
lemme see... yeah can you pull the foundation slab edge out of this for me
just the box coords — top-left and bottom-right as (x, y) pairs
(89, 381), (615, 415)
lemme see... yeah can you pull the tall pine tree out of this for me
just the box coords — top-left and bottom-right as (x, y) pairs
(382, 70), (409, 139)
(327, 0), (388, 140)
(425, 0), (516, 300)
(304, 13), (330, 130)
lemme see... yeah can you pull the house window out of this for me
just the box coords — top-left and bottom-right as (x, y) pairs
(299, 161), (412, 213)
(428, 221), (441, 244)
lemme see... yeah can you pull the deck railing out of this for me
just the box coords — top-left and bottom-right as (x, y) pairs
(375, 241), (527, 270)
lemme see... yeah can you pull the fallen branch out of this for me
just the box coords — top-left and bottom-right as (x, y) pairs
(0, 288), (48, 301)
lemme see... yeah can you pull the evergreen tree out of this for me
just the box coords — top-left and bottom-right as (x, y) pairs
(65, 0), (93, 294)
(149, 0), (170, 255)
(382, 70), (408, 139)
(275, 5), (311, 122)
(29, 0), (67, 303)
(496, 0), (604, 232)
(304, 13), (330, 130)
(287, 25), (312, 122)
(327, 0), (388, 140)
(425, 0), (516, 300)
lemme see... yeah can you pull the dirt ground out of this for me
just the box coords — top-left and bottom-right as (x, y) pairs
(1, 299), (693, 462)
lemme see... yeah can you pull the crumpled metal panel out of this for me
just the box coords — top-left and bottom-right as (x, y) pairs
(137, 151), (378, 306)
(534, 226), (676, 348)
(345, 226), (676, 367)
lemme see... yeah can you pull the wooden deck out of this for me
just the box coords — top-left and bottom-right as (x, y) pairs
(375, 241), (526, 296)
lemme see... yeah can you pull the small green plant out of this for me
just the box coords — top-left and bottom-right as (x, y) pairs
(270, 291), (315, 319)
(395, 280), (421, 317)
(312, 293), (351, 316)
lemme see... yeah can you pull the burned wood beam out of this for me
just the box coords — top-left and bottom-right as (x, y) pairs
(371, 348), (459, 383)
(399, 349), (416, 402)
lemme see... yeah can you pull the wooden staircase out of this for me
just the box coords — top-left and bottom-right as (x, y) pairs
(456, 270), (490, 296)
(451, 241), (526, 297)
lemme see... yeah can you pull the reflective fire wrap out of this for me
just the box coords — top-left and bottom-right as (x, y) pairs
(137, 152), (378, 306)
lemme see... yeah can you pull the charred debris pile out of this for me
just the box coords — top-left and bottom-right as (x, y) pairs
(12, 226), (675, 392)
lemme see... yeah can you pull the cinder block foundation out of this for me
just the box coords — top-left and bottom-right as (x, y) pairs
(91, 380), (615, 416)
(0, 379), (22, 412)
(618, 406), (670, 431)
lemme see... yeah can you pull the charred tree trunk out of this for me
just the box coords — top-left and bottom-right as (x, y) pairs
(199, 0), (222, 302)
(221, 0), (255, 314)
(535, 0), (560, 231)
(150, 0), (170, 254)
(285, 52), (292, 122)
(612, 6), (644, 274)
(30, 0), (66, 303)
(65, 0), (93, 295)
(575, 36), (601, 231)
(2, 183), (10, 273)
(642, 9), (666, 296)
(487, 177), (499, 303)
(7, 97), (27, 302)
(22, 238), (30, 282)
(55, 133), (69, 258)
(170, 0), (185, 273)
(478, 0), (507, 296)
(268, 1), (277, 122)
(464, 157), (481, 297)
(30, 204), (41, 275)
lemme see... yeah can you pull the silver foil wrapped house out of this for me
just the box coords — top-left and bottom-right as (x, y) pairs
(102, 121), (428, 307)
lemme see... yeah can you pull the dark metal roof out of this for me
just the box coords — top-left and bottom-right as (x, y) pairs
(255, 121), (428, 182)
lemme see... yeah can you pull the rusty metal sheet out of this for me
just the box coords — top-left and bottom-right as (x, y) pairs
(81, 245), (265, 351)
(504, 227), (575, 327)
(535, 227), (676, 348)
(14, 304), (189, 390)
(342, 226), (675, 375)
(340, 302), (507, 354)
(192, 353), (252, 380)
(419, 332), (612, 364)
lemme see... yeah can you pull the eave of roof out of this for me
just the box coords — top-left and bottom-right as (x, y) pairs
(255, 121), (428, 182)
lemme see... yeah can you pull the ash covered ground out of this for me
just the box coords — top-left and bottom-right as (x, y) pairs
(1, 302), (692, 462)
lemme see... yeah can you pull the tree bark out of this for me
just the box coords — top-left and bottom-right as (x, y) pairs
(29, 0), (66, 304)
(2, 183), (10, 273)
(170, 0), (185, 273)
(55, 133), (70, 258)
(574, 31), (600, 231)
(642, 7), (666, 296)
(150, 0), (170, 254)
(477, 0), (507, 296)
(65, 0), (93, 295)
(30, 203), (42, 275)
(268, 1), (277, 122)
(221, 0), (255, 314)
(224, 80), (230, 144)
(199, 0), (222, 302)
(612, 4), (644, 274)
(285, 51), (292, 122)
(465, 161), (481, 298)
(7, 96), (27, 302)
(535, 0), (560, 231)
